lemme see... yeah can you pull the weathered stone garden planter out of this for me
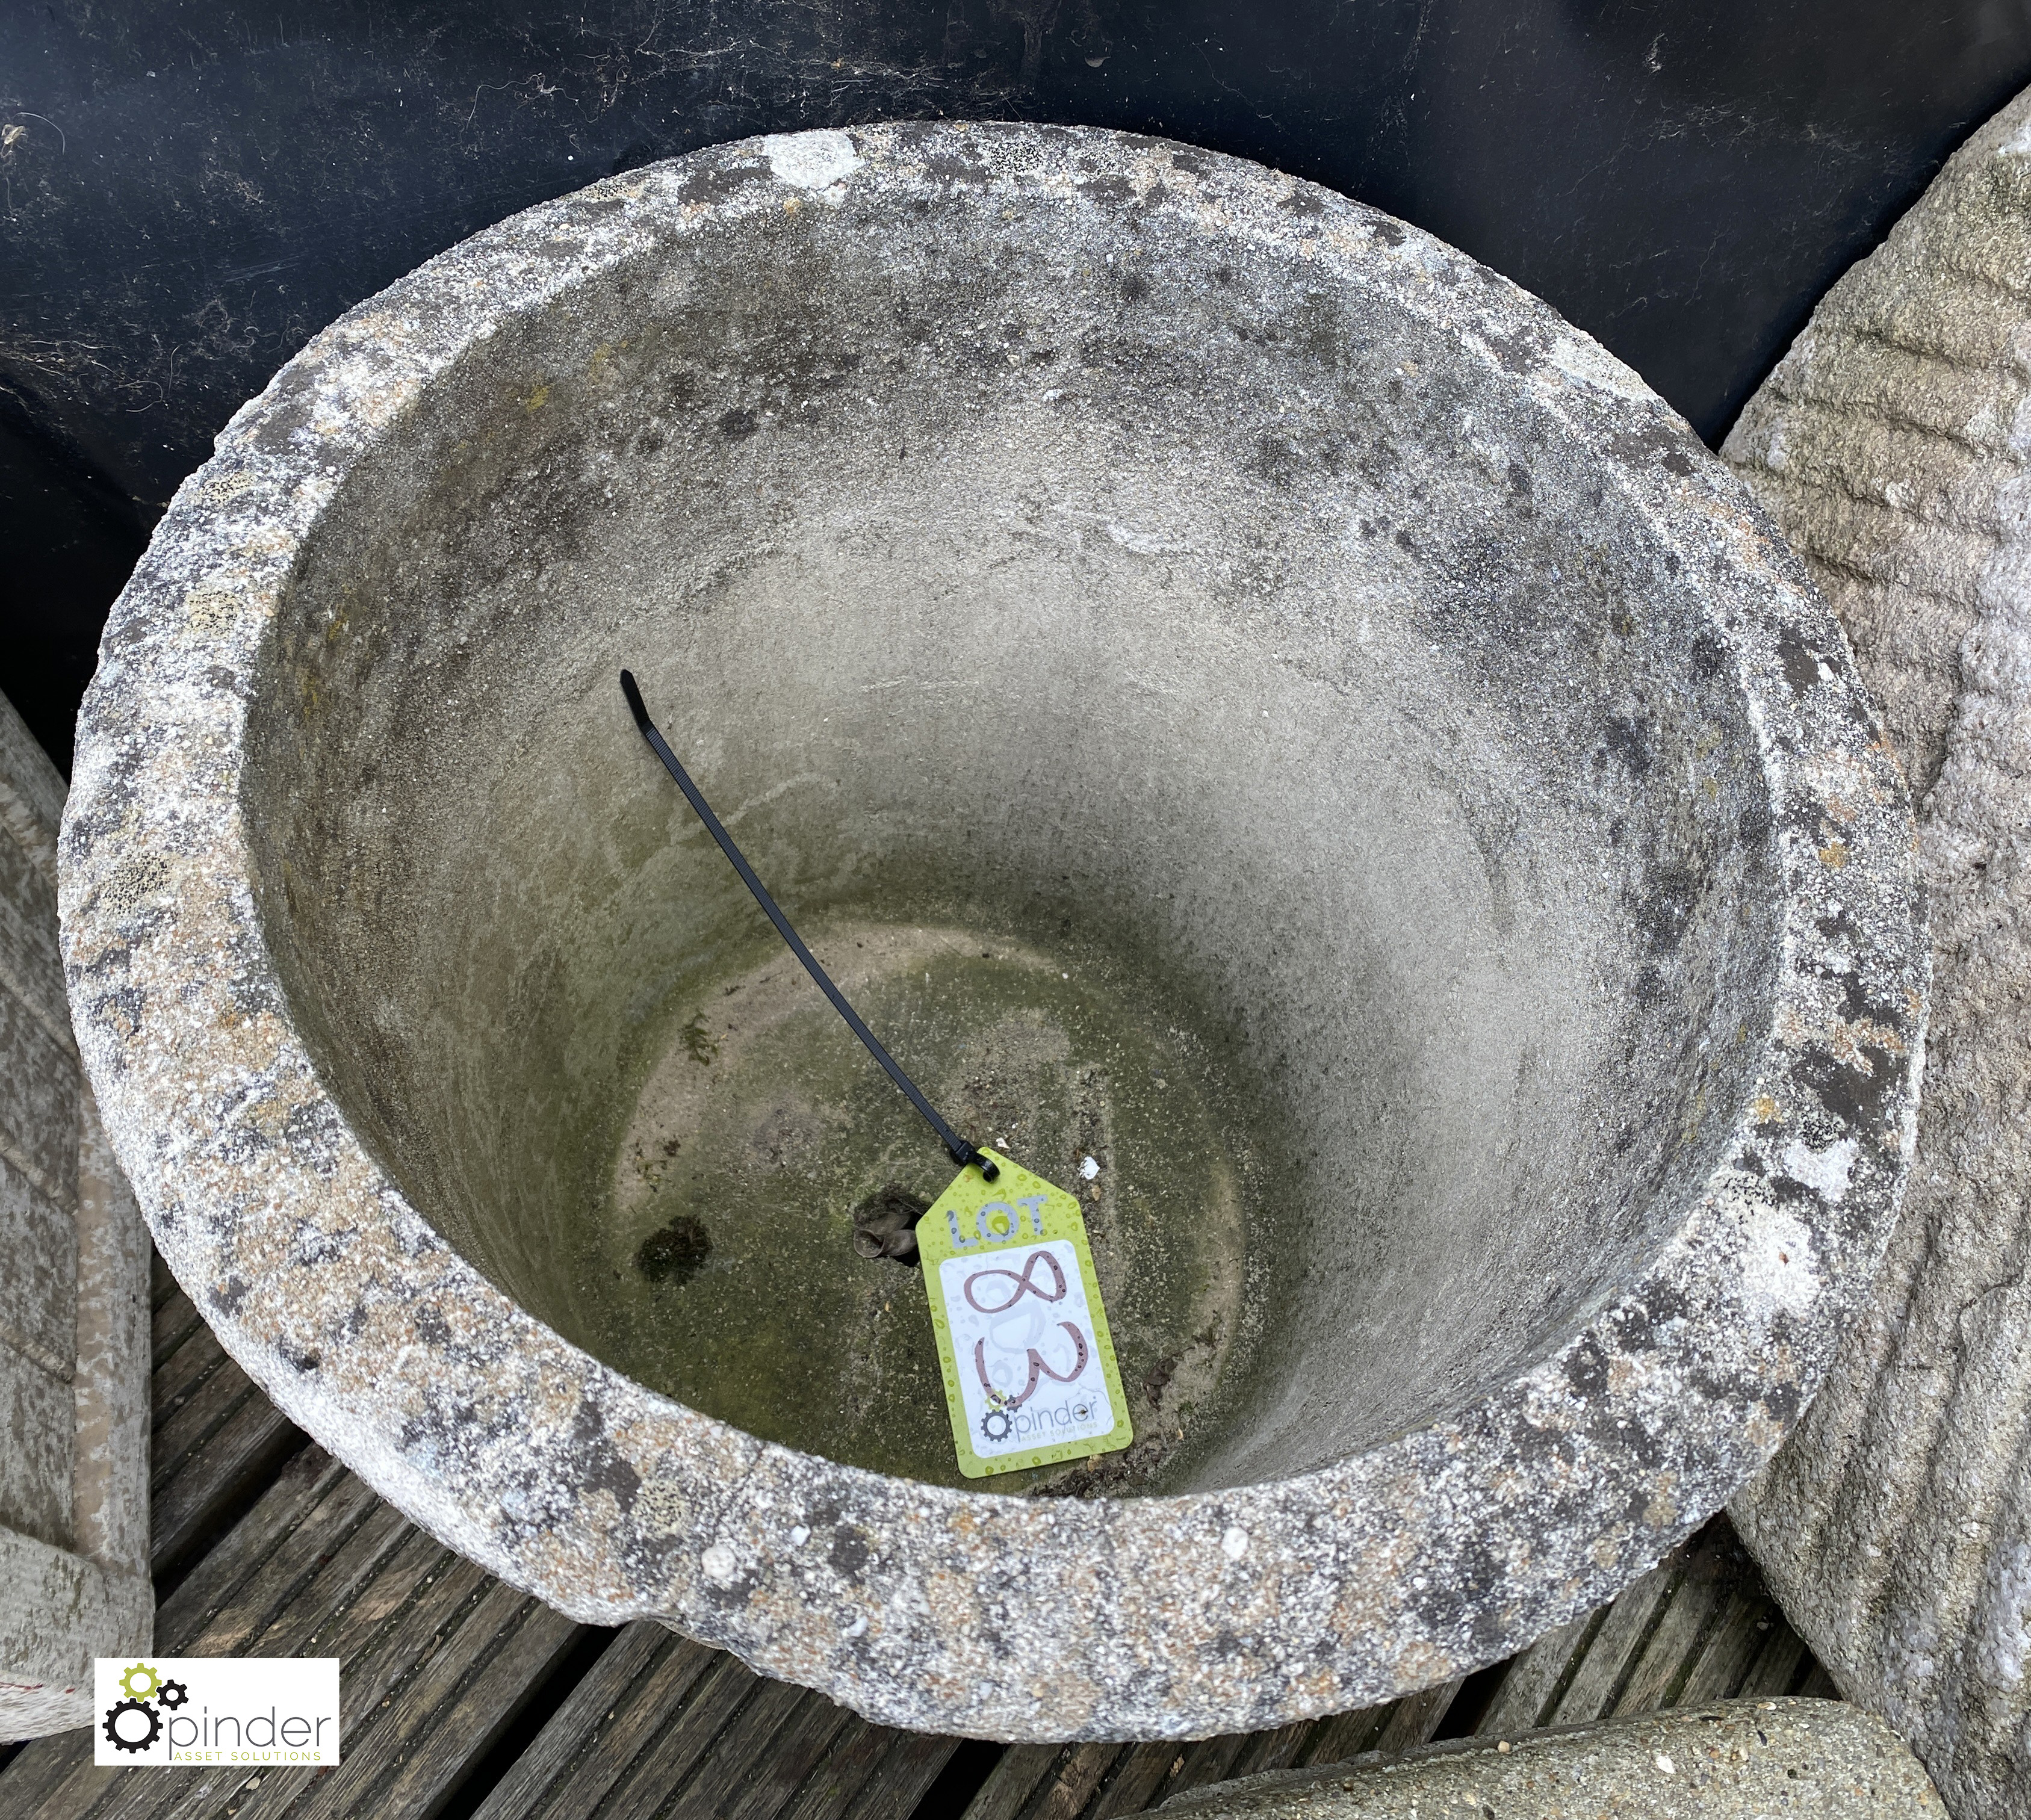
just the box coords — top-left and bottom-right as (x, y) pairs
(59, 123), (1926, 1741)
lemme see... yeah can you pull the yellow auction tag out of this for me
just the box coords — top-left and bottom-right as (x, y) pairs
(918, 1150), (1132, 1477)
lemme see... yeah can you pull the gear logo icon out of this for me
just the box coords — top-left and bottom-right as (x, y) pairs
(102, 1697), (161, 1754)
(117, 1662), (161, 1701)
(158, 1678), (190, 1711)
(979, 1407), (1013, 1443)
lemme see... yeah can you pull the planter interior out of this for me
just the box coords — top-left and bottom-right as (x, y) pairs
(245, 150), (1772, 1498)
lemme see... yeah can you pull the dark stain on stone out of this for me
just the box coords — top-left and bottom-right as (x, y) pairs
(1565, 1335), (1610, 1399)
(247, 366), (322, 454)
(209, 1273), (251, 1317)
(568, 1398), (643, 1504)
(1281, 189), (1324, 217)
(829, 1524), (872, 1580)
(1481, 326), (1546, 375)
(926, 152), (991, 188)
(1371, 217), (1407, 247)
(717, 407), (758, 439)
(1761, 1378), (1803, 1426)
(1639, 867), (1700, 955)
(1143, 1352), (1179, 1406)
(680, 1013), (720, 1064)
(1794, 1045), (1895, 1131)
(1777, 626), (1822, 698)
(1078, 173), (1135, 204)
(1119, 270), (1150, 304)
(637, 1215), (713, 1286)
(1604, 715), (1652, 776)
(1253, 433), (1301, 489)
(1610, 419), (1701, 477)
(675, 162), (767, 206)
(88, 985), (145, 1041)
(1691, 633), (1725, 678)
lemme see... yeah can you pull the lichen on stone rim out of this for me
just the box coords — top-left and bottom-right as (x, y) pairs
(57, 122), (1927, 1741)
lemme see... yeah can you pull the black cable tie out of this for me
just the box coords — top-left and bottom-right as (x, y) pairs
(620, 670), (999, 1184)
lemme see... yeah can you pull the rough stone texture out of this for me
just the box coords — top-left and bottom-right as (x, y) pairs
(60, 123), (1926, 1741)
(0, 687), (151, 1741)
(1723, 82), (2031, 1820)
(1158, 1698), (1946, 1818)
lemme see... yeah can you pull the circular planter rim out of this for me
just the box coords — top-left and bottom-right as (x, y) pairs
(58, 121), (1927, 1741)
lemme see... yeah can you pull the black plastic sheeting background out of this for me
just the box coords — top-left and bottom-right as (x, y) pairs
(5, 1), (2030, 769)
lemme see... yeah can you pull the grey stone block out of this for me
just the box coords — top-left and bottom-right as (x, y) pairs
(1159, 1698), (1945, 1819)
(0, 687), (150, 1741)
(1723, 80), (2031, 1820)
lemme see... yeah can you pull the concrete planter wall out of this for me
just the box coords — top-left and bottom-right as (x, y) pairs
(59, 125), (1926, 1741)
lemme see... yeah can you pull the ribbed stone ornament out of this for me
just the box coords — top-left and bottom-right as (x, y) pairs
(1725, 80), (2031, 1820)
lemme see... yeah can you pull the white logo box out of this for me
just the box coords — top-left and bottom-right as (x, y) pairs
(94, 1658), (340, 1767)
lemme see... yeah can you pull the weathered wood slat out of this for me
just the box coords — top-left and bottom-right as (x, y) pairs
(1365, 1679), (1462, 1757)
(662, 1674), (810, 1820)
(209, 1549), (504, 1820)
(292, 1588), (583, 1820)
(0, 1715), (117, 1815)
(1034, 1742), (1122, 1820)
(149, 1289), (205, 1376)
(467, 1624), (687, 1820)
(148, 1372), (303, 1577)
(1541, 1565), (1675, 1725)
(1688, 1593), (1793, 1704)
(962, 1743), (1068, 1820)
(0, 1456), (385, 1819)
(165, 1470), (397, 1657)
(149, 1352), (271, 1484)
(968, 1680), (1470, 1820)
(593, 1652), (762, 1820)
(773, 1713), (905, 1820)
(1290, 1701), (1394, 1769)
(150, 1327), (229, 1436)
(1159, 1735), (1253, 1802)
(1610, 1569), (1725, 1717)
(1737, 1621), (1810, 1697)
(84, 1534), (462, 1820)
(1472, 1609), (1598, 1736)
(834, 1731), (964, 1820)
(715, 1691), (855, 1820)
(1089, 1743), (1190, 1819)
(1223, 1721), (1311, 1782)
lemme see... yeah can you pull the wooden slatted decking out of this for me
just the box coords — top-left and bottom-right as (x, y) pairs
(0, 1254), (1834, 1819)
